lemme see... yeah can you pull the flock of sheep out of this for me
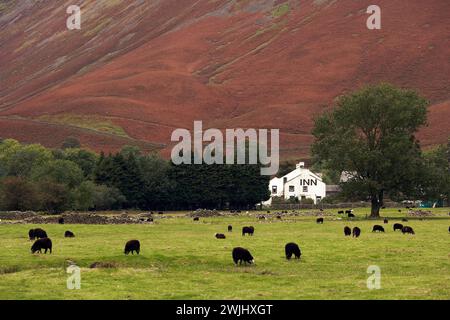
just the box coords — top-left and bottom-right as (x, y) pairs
(26, 210), (450, 266)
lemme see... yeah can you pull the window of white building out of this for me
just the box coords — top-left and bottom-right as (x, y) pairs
(303, 186), (308, 193)
(289, 186), (295, 192)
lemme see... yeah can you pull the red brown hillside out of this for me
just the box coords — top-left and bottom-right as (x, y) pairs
(0, 0), (448, 159)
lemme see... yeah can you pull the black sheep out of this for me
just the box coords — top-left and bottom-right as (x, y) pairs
(232, 247), (254, 265)
(372, 225), (385, 233)
(316, 218), (324, 224)
(193, 217), (199, 221)
(228, 225), (233, 232)
(215, 233), (226, 239)
(29, 228), (47, 240)
(58, 217), (65, 224)
(348, 213), (355, 218)
(393, 223), (404, 231)
(448, 226), (450, 233)
(285, 242), (301, 260)
(352, 227), (361, 238)
(344, 226), (351, 236)
(242, 226), (254, 236)
(276, 215), (282, 220)
(64, 231), (75, 238)
(31, 238), (52, 254)
(384, 218), (389, 224)
(338, 210), (344, 214)
(345, 210), (353, 214)
(401, 226), (415, 235)
(124, 240), (140, 255)
(28, 229), (35, 240)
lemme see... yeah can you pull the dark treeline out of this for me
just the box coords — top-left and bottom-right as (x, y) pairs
(0, 139), (270, 212)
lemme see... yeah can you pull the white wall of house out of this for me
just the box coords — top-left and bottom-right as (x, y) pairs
(263, 162), (326, 205)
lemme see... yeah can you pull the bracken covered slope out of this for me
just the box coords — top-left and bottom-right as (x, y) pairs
(0, 0), (449, 157)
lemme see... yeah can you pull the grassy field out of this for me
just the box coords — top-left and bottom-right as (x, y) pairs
(0, 208), (449, 300)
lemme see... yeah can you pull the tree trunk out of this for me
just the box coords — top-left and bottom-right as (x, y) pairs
(370, 190), (384, 218)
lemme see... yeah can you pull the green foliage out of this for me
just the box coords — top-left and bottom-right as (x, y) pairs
(0, 139), (272, 211)
(0, 176), (41, 211)
(31, 159), (84, 188)
(91, 184), (126, 210)
(38, 181), (72, 213)
(0, 140), (52, 177)
(301, 198), (315, 205)
(421, 144), (450, 201)
(312, 83), (429, 217)
(72, 181), (97, 211)
(63, 148), (98, 178)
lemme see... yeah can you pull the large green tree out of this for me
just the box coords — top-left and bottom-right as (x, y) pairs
(0, 177), (41, 211)
(312, 83), (429, 217)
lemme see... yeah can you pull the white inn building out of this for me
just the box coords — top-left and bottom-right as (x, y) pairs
(263, 162), (327, 205)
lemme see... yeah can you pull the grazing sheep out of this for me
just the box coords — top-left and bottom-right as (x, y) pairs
(393, 223), (404, 231)
(448, 226), (450, 233)
(338, 210), (344, 214)
(242, 226), (254, 236)
(372, 225), (385, 233)
(193, 217), (199, 221)
(158, 211), (164, 215)
(384, 218), (389, 224)
(266, 211), (271, 214)
(147, 218), (153, 222)
(398, 209), (402, 213)
(228, 225), (233, 232)
(344, 226), (352, 236)
(64, 231), (75, 238)
(35, 228), (48, 239)
(352, 227), (361, 238)
(276, 215), (282, 220)
(316, 218), (324, 224)
(232, 247), (254, 265)
(31, 238), (52, 254)
(348, 213), (355, 218)
(285, 243), (301, 260)
(58, 217), (64, 224)
(401, 226), (415, 235)
(345, 210), (353, 214)
(215, 233), (226, 239)
(258, 215), (266, 220)
(29, 228), (47, 240)
(124, 240), (140, 255)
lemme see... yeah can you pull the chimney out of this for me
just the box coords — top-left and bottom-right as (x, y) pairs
(296, 162), (305, 169)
